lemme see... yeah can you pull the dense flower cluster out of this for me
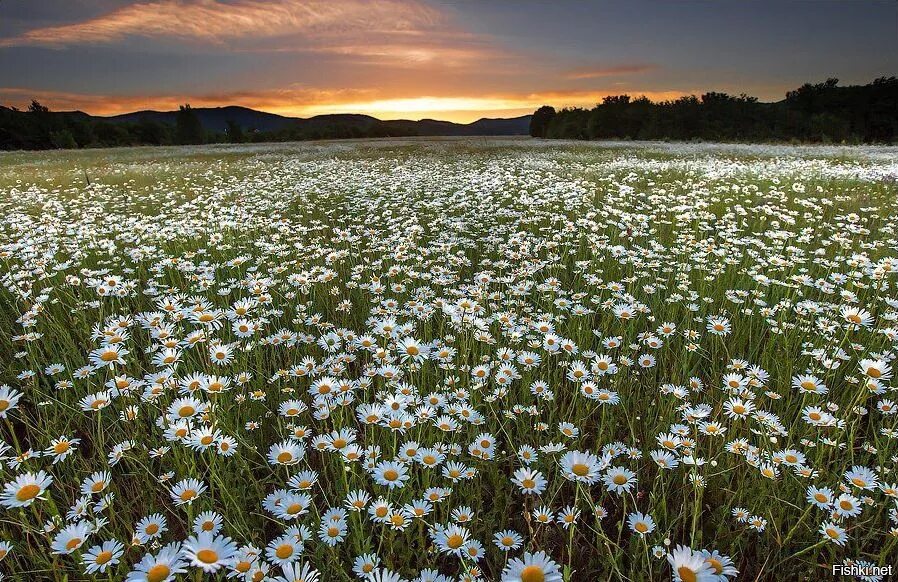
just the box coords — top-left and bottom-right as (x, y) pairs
(0, 140), (897, 580)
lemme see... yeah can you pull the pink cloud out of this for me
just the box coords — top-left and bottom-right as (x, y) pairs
(0, 0), (445, 47)
(564, 64), (658, 80)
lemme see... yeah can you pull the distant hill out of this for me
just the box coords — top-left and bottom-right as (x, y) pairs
(102, 106), (531, 136)
(106, 106), (295, 133)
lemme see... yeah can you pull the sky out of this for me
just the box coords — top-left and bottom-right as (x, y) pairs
(1, 0), (896, 123)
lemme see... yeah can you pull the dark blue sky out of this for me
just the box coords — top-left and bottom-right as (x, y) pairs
(1, 0), (895, 121)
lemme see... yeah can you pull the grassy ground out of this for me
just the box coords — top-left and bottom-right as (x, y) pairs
(1, 138), (897, 581)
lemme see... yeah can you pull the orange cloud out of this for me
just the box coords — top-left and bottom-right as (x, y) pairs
(0, 87), (693, 123)
(0, 0), (444, 47)
(564, 64), (658, 80)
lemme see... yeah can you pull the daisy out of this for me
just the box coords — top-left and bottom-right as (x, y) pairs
(559, 450), (606, 484)
(500, 550), (562, 582)
(699, 549), (738, 579)
(268, 440), (305, 466)
(833, 493), (862, 518)
(667, 545), (715, 582)
(90, 345), (129, 368)
(0, 385), (23, 418)
(318, 517), (347, 546)
(372, 461), (409, 489)
(170, 478), (207, 505)
(1, 470), (53, 508)
(859, 358), (891, 381)
(511, 467), (547, 495)
(267, 535), (303, 565)
(126, 542), (186, 582)
(353, 554), (380, 577)
(134, 513), (167, 543)
(51, 521), (91, 554)
(706, 317), (731, 336)
(806, 486), (833, 509)
(494, 529), (524, 552)
(603, 466), (637, 494)
(432, 524), (471, 556)
(627, 512), (656, 536)
(275, 562), (321, 582)
(193, 511), (223, 534)
(182, 531), (238, 573)
(820, 521), (848, 546)
(81, 539), (125, 574)
(844, 465), (878, 490)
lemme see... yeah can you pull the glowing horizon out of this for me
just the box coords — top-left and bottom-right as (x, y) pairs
(0, 88), (695, 124)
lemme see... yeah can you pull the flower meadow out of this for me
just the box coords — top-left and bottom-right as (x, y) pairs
(1, 139), (898, 581)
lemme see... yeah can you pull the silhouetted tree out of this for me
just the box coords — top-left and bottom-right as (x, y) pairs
(28, 100), (49, 114)
(529, 106), (556, 138)
(175, 104), (204, 145)
(226, 119), (245, 143)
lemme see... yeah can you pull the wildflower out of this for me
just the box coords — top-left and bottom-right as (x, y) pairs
(1, 470), (52, 508)
(500, 550), (562, 582)
(183, 532), (238, 573)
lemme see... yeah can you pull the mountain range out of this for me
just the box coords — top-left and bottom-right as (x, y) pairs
(101, 106), (531, 136)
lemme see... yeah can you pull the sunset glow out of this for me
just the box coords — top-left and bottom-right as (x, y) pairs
(1, 1), (895, 121)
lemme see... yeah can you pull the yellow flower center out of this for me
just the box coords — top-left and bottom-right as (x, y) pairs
(571, 463), (589, 476)
(196, 549), (218, 564)
(146, 564), (171, 582)
(16, 484), (40, 501)
(520, 565), (546, 582)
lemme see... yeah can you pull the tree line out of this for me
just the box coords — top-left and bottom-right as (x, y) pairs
(529, 77), (898, 143)
(0, 104), (434, 150)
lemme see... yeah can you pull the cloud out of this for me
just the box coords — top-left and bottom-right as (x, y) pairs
(564, 64), (658, 80)
(0, 0), (445, 48)
(0, 87), (693, 123)
(0, 86), (375, 115)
